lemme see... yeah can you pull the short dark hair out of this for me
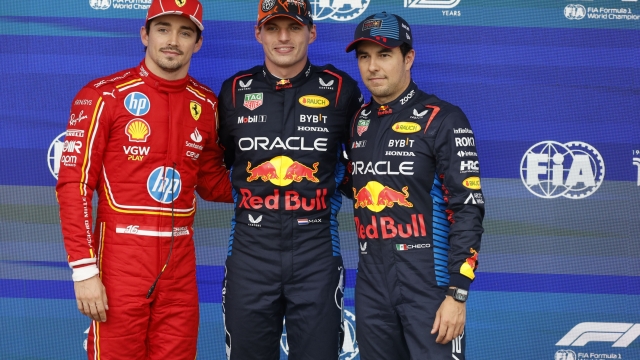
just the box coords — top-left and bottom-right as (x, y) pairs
(144, 19), (202, 50)
(399, 43), (413, 58)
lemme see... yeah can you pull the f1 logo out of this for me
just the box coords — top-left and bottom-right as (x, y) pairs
(556, 322), (640, 347)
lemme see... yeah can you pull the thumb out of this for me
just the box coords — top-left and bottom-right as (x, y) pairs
(102, 286), (109, 310)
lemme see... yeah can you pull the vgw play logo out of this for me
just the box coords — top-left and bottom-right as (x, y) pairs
(520, 141), (605, 199)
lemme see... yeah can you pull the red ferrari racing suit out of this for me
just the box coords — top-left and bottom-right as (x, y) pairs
(56, 61), (231, 359)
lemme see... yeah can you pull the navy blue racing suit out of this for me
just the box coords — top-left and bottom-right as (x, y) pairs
(349, 81), (484, 360)
(217, 61), (363, 360)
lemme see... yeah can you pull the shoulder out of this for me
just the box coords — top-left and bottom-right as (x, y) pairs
(315, 64), (359, 88)
(220, 66), (263, 93)
(84, 67), (139, 94)
(187, 77), (218, 103)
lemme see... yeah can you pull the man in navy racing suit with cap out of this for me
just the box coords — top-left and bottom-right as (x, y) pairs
(216, 0), (363, 359)
(345, 12), (485, 360)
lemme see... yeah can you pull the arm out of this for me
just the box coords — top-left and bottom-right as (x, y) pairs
(56, 87), (111, 321)
(338, 82), (364, 199)
(196, 99), (233, 203)
(430, 109), (484, 343)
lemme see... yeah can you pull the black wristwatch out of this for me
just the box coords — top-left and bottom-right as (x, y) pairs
(446, 287), (468, 303)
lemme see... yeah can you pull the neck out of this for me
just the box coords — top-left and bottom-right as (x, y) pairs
(143, 56), (190, 81)
(264, 56), (308, 79)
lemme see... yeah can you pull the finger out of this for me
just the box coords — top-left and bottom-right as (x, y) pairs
(431, 311), (441, 334)
(436, 322), (447, 343)
(76, 299), (85, 314)
(89, 302), (101, 322)
(96, 302), (107, 322)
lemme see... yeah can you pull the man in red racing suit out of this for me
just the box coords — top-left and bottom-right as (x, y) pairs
(56, 1), (231, 358)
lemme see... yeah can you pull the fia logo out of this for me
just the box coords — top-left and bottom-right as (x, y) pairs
(520, 141), (604, 199)
(564, 4), (586, 20)
(90, 0), (111, 10)
(313, 0), (370, 21)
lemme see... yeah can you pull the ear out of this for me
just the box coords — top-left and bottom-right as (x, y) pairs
(140, 26), (149, 47)
(193, 35), (203, 54)
(308, 24), (317, 45)
(255, 25), (263, 44)
(404, 48), (415, 71)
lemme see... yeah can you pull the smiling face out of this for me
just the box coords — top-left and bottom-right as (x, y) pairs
(255, 17), (316, 79)
(141, 14), (203, 80)
(355, 41), (415, 104)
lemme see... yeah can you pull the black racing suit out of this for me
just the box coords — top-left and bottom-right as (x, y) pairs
(349, 81), (484, 360)
(217, 61), (363, 360)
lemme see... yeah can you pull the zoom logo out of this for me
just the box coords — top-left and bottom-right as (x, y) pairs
(557, 322), (640, 347)
(520, 141), (604, 199)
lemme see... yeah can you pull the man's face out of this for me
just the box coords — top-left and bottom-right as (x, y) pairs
(141, 15), (202, 78)
(255, 17), (316, 76)
(356, 41), (414, 104)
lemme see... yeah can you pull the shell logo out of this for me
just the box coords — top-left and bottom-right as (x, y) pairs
(299, 95), (329, 108)
(392, 122), (421, 134)
(462, 176), (481, 190)
(125, 119), (150, 142)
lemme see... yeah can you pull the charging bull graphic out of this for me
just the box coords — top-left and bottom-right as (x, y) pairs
(353, 182), (413, 212)
(246, 156), (320, 186)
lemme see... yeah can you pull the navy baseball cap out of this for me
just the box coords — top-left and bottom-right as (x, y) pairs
(345, 12), (412, 53)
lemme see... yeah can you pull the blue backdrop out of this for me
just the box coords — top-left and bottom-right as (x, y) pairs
(1, 0), (639, 359)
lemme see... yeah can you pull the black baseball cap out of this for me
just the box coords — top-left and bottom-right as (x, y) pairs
(257, 0), (313, 27)
(345, 12), (412, 53)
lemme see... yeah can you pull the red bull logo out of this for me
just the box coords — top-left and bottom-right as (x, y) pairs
(378, 105), (393, 116)
(353, 181), (413, 212)
(355, 215), (427, 240)
(246, 156), (319, 185)
(238, 188), (328, 211)
(276, 79), (292, 90)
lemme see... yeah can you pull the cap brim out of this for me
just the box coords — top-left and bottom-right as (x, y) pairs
(258, 13), (310, 27)
(345, 37), (401, 53)
(148, 12), (204, 31)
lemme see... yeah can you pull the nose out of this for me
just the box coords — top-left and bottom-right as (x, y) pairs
(277, 28), (290, 42)
(367, 56), (379, 73)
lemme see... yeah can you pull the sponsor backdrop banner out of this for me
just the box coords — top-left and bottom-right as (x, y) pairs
(1, 0), (639, 359)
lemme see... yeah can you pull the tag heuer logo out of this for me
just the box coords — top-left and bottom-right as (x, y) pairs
(357, 119), (370, 136)
(190, 101), (201, 121)
(243, 93), (263, 111)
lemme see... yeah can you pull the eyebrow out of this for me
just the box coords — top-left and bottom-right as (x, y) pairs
(153, 21), (195, 32)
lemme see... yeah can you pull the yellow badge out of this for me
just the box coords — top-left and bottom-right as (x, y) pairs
(299, 95), (329, 108)
(392, 122), (421, 134)
(462, 177), (481, 190)
(190, 101), (202, 121)
(175, 0), (186, 7)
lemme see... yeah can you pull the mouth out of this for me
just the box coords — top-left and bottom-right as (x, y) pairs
(274, 46), (294, 54)
(160, 47), (184, 56)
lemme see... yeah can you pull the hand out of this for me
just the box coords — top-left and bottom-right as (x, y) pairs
(431, 295), (466, 344)
(73, 275), (109, 322)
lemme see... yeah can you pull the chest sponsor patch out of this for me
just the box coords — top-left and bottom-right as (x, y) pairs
(392, 122), (421, 134)
(190, 101), (201, 121)
(299, 95), (329, 108)
(462, 176), (481, 190)
(357, 119), (370, 136)
(125, 119), (151, 142)
(243, 93), (263, 110)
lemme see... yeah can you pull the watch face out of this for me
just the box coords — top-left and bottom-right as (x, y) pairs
(454, 288), (468, 301)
